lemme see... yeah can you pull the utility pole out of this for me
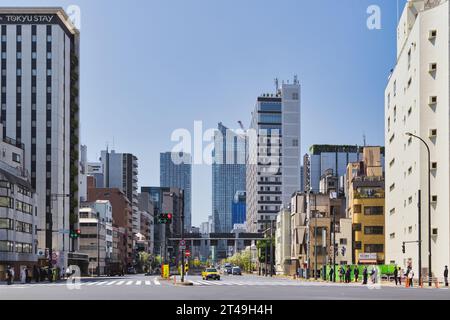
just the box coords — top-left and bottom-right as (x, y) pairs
(270, 220), (274, 277)
(180, 190), (185, 283)
(332, 203), (336, 282)
(418, 190), (422, 284)
(314, 192), (318, 280)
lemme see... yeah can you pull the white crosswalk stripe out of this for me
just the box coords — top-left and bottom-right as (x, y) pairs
(126, 281), (133, 285)
(136, 281), (142, 286)
(145, 281), (152, 286)
(106, 281), (117, 286)
(116, 281), (125, 285)
(153, 278), (160, 285)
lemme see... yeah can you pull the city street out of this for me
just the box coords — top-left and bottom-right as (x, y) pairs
(1, 274), (449, 300)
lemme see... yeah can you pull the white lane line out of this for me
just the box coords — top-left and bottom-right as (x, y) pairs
(106, 281), (117, 286)
(145, 281), (151, 286)
(126, 281), (133, 285)
(196, 280), (212, 286)
(95, 281), (108, 286)
(136, 281), (142, 286)
(86, 282), (98, 286)
(116, 281), (125, 285)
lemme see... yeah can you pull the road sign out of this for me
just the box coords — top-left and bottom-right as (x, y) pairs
(179, 245), (186, 250)
(185, 250), (191, 257)
(180, 240), (186, 246)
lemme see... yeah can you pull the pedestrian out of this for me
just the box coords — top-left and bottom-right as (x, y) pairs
(444, 266), (448, 287)
(339, 266), (344, 283)
(372, 267), (378, 284)
(354, 266), (359, 282)
(394, 265), (399, 286)
(329, 267), (334, 282)
(48, 267), (53, 283)
(345, 266), (351, 283)
(33, 265), (39, 283)
(408, 268), (414, 287)
(10, 266), (15, 284)
(362, 266), (368, 285)
(6, 266), (12, 285)
(398, 267), (402, 285)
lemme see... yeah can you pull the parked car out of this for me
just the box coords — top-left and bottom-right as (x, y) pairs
(232, 267), (242, 275)
(202, 268), (220, 280)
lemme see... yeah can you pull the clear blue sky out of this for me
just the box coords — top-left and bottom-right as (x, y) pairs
(8, 0), (406, 227)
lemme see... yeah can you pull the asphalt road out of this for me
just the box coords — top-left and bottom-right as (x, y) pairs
(0, 274), (449, 300)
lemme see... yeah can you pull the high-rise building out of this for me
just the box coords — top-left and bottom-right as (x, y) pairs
(0, 8), (80, 269)
(100, 150), (139, 234)
(385, 0), (450, 278)
(246, 79), (301, 233)
(212, 123), (246, 234)
(86, 162), (104, 188)
(160, 152), (191, 230)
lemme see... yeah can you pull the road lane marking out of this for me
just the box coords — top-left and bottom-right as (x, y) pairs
(126, 281), (133, 285)
(145, 281), (151, 285)
(116, 281), (125, 285)
(95, 281), (108, 286)
(136, 281), (142, 285)
(86, 282), (98, 286)
(153, 278), (160, 285)
(106, 281), (117, 285)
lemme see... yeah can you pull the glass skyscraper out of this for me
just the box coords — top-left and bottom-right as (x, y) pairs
(160, 152), (192, 230)
(232, 191), (246, 227)
(212, 123), (246, 260)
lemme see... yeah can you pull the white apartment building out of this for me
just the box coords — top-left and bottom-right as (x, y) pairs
(0, 8), (80, 270)
(385, 0), (449, 278)
(246, 78), (301, 233)
(275, 208), (291, 274)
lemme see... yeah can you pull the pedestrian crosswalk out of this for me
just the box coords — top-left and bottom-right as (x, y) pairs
(2, 278), (163, 289)
(189, 280), (313, 287)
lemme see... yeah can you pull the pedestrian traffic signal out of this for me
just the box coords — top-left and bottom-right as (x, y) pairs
(402, 243), (406, 254)
(158, 213), (173, 224)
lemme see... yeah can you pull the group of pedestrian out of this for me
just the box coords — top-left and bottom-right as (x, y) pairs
(4, 265), (63, 285)
(328, 265), (378, 285)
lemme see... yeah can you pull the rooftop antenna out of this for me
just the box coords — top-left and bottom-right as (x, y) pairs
(274, 78), (279, 93)
(363, 133), (367, 147)
(294, 75), (298, 85)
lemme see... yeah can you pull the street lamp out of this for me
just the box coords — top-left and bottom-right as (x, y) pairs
(406, 132), (432, 286)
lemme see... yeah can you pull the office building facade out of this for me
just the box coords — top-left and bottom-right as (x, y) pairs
(160, 152), (192, 230)
(0, 8), (80, 269)
(100, 150), (139, 234)
(246, 79), (301, 233)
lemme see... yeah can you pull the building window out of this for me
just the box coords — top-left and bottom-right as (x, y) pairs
(390, 183), (395, 192)
(393, 80), (397, 96)
(353, 224), (362, 232)
(429, 63), (437, 73)
(292, 92), (299, 100)
(32, 35), (37, 42)
(431, 162), (437, 170)
(353, 205), (362, 214)
(364, 206), (383, 215)
(389, 158), (395, 167)
(429, 30), (437, 40)
(390, 233), (395, 239)
(364, 226), (384, 235)
(431, 195), (438, 203)
(429, 129), (437, 138)
(364, 244), (384, 253)
(354, 242), (362, 250)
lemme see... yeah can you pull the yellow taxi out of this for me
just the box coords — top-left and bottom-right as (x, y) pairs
(201, 267), (221, 281)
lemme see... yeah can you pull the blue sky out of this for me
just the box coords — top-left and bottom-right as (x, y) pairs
(7, 0), (406, 227)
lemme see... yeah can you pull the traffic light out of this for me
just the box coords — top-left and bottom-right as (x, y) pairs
(70, 229), (81, 239)
(402, 243), (406, 254)
(158, 213), (173, 224)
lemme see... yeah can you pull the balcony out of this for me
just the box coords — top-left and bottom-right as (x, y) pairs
(354, 190), (385, 199)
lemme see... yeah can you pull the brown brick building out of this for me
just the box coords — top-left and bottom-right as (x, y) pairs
(87, 177), (133, 266)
